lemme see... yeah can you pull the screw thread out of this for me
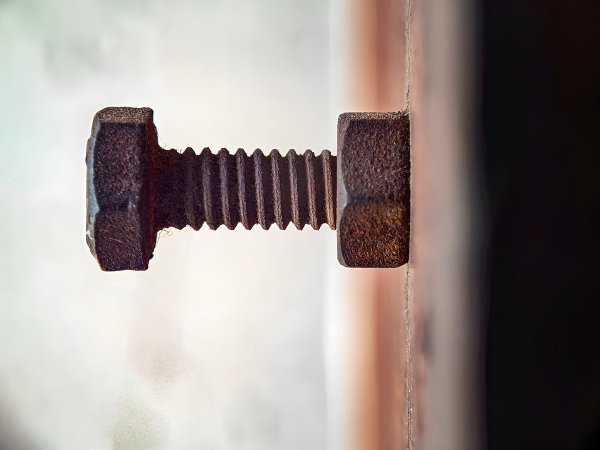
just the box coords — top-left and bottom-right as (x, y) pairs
(153, 147), (337, 232)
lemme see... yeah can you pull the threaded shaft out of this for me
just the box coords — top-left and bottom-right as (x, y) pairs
(153, 147), (336, 232)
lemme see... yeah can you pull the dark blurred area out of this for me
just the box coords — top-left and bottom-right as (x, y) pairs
(481, 1), (600, 448)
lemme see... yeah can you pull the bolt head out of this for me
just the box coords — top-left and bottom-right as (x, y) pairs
(337, 112), (411, 267)
(86, 107), (157, 271)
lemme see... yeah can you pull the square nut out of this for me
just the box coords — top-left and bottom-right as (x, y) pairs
(337, 112), (410, 267)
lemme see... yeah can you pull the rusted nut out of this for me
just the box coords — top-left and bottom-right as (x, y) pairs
(336, 111), (410, 268)
(86, 107), (157, 271)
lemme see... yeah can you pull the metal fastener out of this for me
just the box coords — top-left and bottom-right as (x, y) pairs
(86, 107), (410, 271)
(337, 112), (411, 268)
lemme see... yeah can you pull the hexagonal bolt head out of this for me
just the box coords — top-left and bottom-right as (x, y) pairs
(337, 111), (410, 268)
(86, 107), (157, 271)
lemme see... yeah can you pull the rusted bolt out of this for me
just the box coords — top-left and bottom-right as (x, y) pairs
(86, 107), (409, 271)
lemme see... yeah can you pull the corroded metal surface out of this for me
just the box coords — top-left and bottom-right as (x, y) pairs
(86, 107), (156, 271)
(86, 107), (411, 271)
(86, 107), (336, 271)
(336, 111), (411, 268)
(152, 147), (336, 232)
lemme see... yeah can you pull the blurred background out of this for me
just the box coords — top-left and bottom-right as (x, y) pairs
(0, 0), (408, 449)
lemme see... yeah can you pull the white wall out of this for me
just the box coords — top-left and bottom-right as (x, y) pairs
(0, 1), (337, 448)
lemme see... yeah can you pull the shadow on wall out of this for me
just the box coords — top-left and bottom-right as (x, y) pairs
(0, 401), (39, 450)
